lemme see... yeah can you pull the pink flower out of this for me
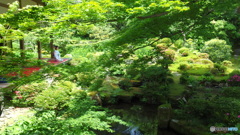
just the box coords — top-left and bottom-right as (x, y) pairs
(238, 115), (240, 118)
(14, 91), (20, 94)
(226, 113), (230, 115)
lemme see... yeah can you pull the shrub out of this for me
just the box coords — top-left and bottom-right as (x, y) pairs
(221, 60), (233, 67)
(163, 49), (176, 60)
(159, 38), (172, 46)
(185, 98), (213, 119)
(118, 78), (132, 91)
(12, 81), (48, 106)
(201, 39), (232, 62)
(185, 97), (240, 126)
(179, 72), (190, 84)
(141, 66), (170, 103)
(222, 87), (240, 98)
(178, 47), (190, 56)
(198, 74), (214, 82)
(178, 64), (190, 71)
(211, 97), (240, 126)
(197, 53), (209, 59)
(229, 70), (240, 77)
(156, 43), (168, 52)
(211, 63), (227, 75)
(34, 81), (82, 110)
(75, 72), (95, 87)
(195, 59), (213, 66)
(2, 96), (126, 135)
(227, 75), (240, 86)
(174, 39), (184, 49)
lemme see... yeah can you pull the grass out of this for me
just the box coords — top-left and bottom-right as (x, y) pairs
(169, 83), (186, 98)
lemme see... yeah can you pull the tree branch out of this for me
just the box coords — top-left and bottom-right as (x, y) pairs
(137, 12), (169, 19)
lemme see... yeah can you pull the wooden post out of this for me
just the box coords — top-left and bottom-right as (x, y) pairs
(20, 39), (25, 58)
(37, 40), (42, 59)
(50, 35), (54, 59)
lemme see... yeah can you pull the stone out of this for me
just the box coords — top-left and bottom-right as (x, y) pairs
(158, 104), (172, 129)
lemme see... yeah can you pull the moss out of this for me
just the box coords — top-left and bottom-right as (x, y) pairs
(169, 83), (186, 97)
(159, 103), (171, 108)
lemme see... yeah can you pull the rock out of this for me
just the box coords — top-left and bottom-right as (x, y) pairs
(158, 104), (172, 129)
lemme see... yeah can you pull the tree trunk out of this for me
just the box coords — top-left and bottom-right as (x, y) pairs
(37, 40), (42, 59)
(50, 35), (54, 59)
(0, 36), (3, 57)
(18, 0), (22, 8)
(20, 39), (25, 58)
(8, 40), (13, 49)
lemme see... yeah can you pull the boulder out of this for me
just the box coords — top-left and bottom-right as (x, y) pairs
(158, 104), (172, 129)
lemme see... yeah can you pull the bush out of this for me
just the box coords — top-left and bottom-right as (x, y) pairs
(229, 69), (240, 77)
(178, 64), (190, 71)
(159, 38), (172, 47)
(178, 47), (190, 56)
(118, 78), (132, 91)
(185, 98), (213, 119)
(201, 39), (232, 62)
(211, 97), (240, 126)
(12, 81), (48, 106)
(210, 63), (227, 75)
(140, 66), (170, 103)
(179, 72), (190, 84)
(174, 39), (184, 49)
(221, 60), (233, 67)
(156, 43), (168, 52)
(163, 49), (176, 60)
(227, 74), (240, 86)
(34, 81), (82, 110)
(185, 97), (240, 126)
(75, 72), (95, 87)
(222, 87), (240, 98)
(2, 94), (126, 135)
(198, 74), (214, 82)
(197, 53), (209, 59)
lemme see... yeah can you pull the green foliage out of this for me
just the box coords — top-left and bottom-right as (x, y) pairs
(163, 49), (176, 60)
(201, 39), (232, 62)
(118, 78), (132, 91)
(2, 78), (127, 134)
(89, 23), (116, 39)
(221, 60), (233, 67)
(183, 96), (240, 126)
(75, 72), (95, 87)
(210, 20), (239, 43)
(179, 72), (190, 84)
(140, 66), (170, 103)
(178, 47), (190, 56)
(178, 63), (190, 71)
(2, 99), (126, 135)
(197, 53), (209, 59)
(134, 46), (154, 58)
(185, 98), (213, 119)
(126, 0), (189, 17)
(34, 81), (81, 110)
(12, 81), (48, 106)
(210, 63), (227, 75)
(159, 38), (172, 47)
(174, 39), (184, 49)
(222, 87), (240, 99)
